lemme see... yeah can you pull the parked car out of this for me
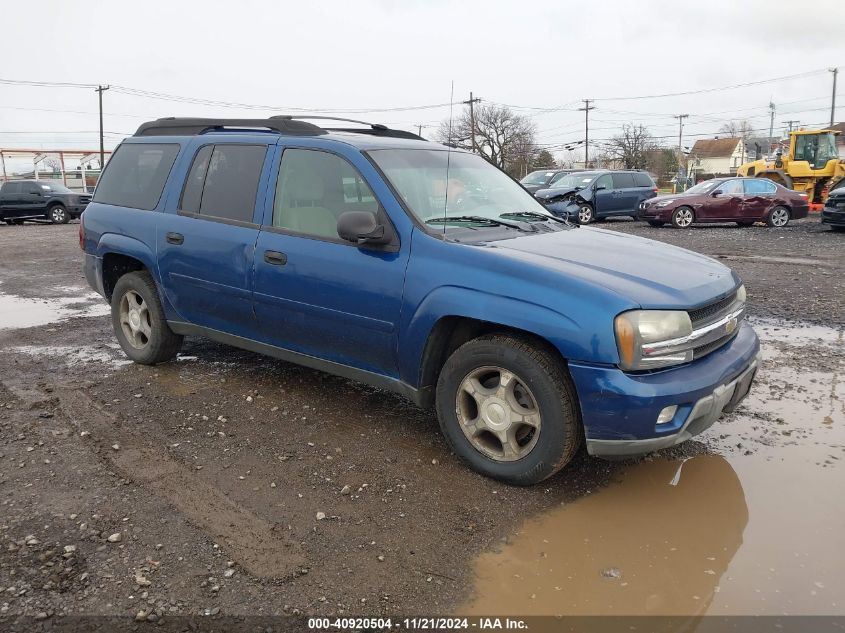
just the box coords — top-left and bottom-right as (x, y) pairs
(821, 187), (845, 232)
(534, 170), (658, 224)
(519, 168), (579, 194)
(0, 180), (91, 225)
(81, 116), (760, 485)
(638, 177), (809, 228)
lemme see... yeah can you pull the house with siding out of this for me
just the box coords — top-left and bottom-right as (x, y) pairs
(687, 138), (744, 178)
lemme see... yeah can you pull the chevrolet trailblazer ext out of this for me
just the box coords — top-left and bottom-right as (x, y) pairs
(81, 117), (760, 485)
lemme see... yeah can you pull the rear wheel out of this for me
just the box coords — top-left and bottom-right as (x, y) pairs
(671, 206), (694, 228)
(111, 271), (183, 365)
(435, 334), (582, 486)
(766, 206), (790, 228)
(48, 205), (70, 224)
(647, 220), (664, 227)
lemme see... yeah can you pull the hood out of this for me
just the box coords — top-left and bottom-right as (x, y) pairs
(534, 186), (589, 201)
(489, 227), (739, 308)
(645, 191), (698, 205)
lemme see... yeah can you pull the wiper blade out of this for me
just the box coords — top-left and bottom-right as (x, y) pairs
(426, 215), (530, 230)
(499, 211), (570, 225)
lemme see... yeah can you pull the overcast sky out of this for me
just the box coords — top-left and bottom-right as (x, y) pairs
(0, 0), (842, 167)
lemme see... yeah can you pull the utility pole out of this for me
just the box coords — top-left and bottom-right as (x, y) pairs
(578, 99), (595, 167)
(95, 85), (110, 172)
(674, 115), (688, 192)
(783, 120), (800, 133)
(461, 92), (481, 153)
(830, 67), (838, 128)
(768, 101), (776, 155)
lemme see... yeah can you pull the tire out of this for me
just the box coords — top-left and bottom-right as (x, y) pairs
(48, 204), (70, 224)
(576, 204), (594, 225)
(111, 271), (183, 365)
(647, 220), (664, 227)
(671, 206), (694, 228)
(435, 334), (583, 486)
(737, 221), (754, 227)
(766, 206), (790, 228)
(831, 226), (845, 233)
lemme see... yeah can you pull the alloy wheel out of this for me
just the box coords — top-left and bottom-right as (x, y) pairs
(455, 366), (542, 462)
(118, 290), (152, 349)
(674, 207), (693, 227)
(578, 205), (593, 224)
(770, 207), (789, 227)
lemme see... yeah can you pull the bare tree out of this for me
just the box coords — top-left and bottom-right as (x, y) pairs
(719, 119), (754, 140)
(606, 124), (656, 169)
(436, 103), (537, 174)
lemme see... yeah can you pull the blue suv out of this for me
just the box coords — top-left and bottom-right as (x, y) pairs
(534, 169), (658, 224)
(81, 116), (760, 485)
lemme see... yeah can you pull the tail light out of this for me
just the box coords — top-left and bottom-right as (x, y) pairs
(653, 188), (659, 193)
(799, 193), (808, 198)
(78, 214), (85, 250)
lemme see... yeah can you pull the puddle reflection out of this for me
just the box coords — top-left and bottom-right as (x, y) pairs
(463, 456), (747, 616)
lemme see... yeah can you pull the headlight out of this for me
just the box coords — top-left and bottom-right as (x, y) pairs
(615, 310), (693, 371)
(655, 199), (675, 208)
(736, 284), (746, 304)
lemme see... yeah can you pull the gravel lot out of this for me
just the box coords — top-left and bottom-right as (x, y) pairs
(0, 217), (842, 628)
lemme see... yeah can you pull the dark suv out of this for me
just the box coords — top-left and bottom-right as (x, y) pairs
(822, 186), (845, 232)
(534, 170), (658, 224)
(519, 169), (580, 194)
(80, 116), (760, 485)
(0, 180), (91, 224)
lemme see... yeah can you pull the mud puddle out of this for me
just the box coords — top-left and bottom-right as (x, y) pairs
(0, 290), (108, 330)
(463, 319), (845, 616)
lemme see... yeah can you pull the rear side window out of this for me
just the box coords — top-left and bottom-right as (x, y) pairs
(3, 182), (21, 194)
(94, 143), (180, 210)
(611, 173), (635, 189)
(743, 179), (776, 194)
(633, 172), (654, 187)
(180, 144), (266, 223)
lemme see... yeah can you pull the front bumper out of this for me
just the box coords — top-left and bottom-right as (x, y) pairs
(821, 207), (845, 226)
(568, 321), (760, 457)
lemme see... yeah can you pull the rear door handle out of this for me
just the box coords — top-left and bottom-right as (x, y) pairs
(166, 232), (184, 245)
(264, 250), (287, 266)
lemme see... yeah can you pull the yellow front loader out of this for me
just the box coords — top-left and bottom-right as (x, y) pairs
(737, 129), (845, 209)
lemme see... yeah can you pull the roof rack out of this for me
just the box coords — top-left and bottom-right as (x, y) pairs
(271, 115), (425, 140)
(134, 116), (425, 141)
(134, 117), (326, 137)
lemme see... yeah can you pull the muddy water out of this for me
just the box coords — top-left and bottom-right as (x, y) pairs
(0, 290), (108, 330)
(463, 320), (845, 616)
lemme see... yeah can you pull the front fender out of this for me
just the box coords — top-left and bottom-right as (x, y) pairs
(399, 285), (616, 387)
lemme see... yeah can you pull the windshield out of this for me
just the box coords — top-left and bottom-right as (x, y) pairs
(369, 149), (553, 226)
(684, 180), (720, 195)
(549, 172), (599, 189)
(520, 170), (555, 185)
(39, 182), (73, 194)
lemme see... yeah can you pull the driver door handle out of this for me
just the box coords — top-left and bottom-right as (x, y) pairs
(264, 250), (287, 266)
(165, 232), (184, 245)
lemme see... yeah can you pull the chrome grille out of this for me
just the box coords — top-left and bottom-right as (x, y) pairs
(689, 291), (738, 328)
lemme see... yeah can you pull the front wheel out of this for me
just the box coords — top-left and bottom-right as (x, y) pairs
(48, 205), (70, 224)
(111, 271), (183, 365)
(576, 204), (594, 225)
(435, 334), (583, 486)
(671, 206), (694, 228)
(766, 206), (790, 228)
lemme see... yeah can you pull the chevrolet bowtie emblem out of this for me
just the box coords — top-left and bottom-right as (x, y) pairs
(725, 318), (738, 334)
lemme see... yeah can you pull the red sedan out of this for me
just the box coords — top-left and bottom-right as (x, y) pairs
(638, 177), (809, 228)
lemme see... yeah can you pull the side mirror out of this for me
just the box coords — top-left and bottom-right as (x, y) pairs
(711, 190), (722, 197)
(337, 211), (391, 246)
(595, 185), (607, 191)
